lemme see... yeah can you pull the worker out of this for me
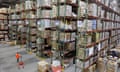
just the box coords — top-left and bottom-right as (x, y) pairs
(16, 52), (21, 63)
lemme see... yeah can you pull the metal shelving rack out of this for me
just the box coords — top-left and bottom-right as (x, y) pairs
(75, 0), (120, 72)
(8, 6), (18, 41)
(49, 0), (78, 71)
(25, 0), (37, 52)
(8, 3), (27, 45)
(0, 15), (9, 41)
(7, 0), (120, 72)
(36, 0), (53, 57)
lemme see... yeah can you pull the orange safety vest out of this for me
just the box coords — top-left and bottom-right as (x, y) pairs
(16, 53), (20, 59)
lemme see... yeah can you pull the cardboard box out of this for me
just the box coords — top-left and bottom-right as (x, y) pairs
(25, 1), (34, 9)
(41, 10), (51, 18)
(88, 3), (97, 16)
(30, 29), (37, 34)
(78, 1), (86, 17)
(40, 30), (51, 38)
(51, 31), (58, 41)
(30, 36), (36, 42)
(59, 32), (71, 42)
(78, 48), (89, 59)
(38, 61), (49, 72)
(97, 58), (106, 72)
(0, 8), (7, 13)
(106, 60), (118, 72)
(51, 40), (58, 50)
(59, 5), (72, 16)
(51, 5), (58, 17)
(37, 0), (51, 7)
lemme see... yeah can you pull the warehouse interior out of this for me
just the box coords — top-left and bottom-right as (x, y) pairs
(0, 0), (120, 72)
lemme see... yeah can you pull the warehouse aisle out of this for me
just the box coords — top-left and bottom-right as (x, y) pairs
(0, 44), (39, 72)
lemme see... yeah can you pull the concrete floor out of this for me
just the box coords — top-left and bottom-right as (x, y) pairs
(0, 43), (120, 72)
(0, 44), (39, 72)
(0, 43), (78, 72)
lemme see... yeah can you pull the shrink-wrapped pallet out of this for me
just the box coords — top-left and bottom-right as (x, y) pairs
(51, 31), (58, 41)
(41, 10), (51, 18)
(0, 8), (7, 13)
(85, 64), (96, 72)
(51, 40), (58, 50)
(78, 1), (86, 17)
(15, 4), (21, 12)
(0, 35), (4, 38)
(37, 0), (51, 7)
(38, 61), (49, 72)
(88, 3), (97, 16)
(25, 0), (34, 9)
(0, 23), (5, 29)
(30, 28), (37, 35)
(30, 36), (36, 42)
(59, 5), (72, 16)
(51, 5), (58, 17)
(37, 19), (51, 29)
(59, 32), (71, 42)
(51, 60), (62, 72)
(77, 48), (89, 59)
(0, 14), (7, 19)
(97, 58), (106, 72)
(65, 42), (75, 50)
(106, 60), (118, 72)
(52, 0), (76, 3)
(40, 30), (51, 38)
(78, 19), (93, 31)
(78, 34), (92, 45)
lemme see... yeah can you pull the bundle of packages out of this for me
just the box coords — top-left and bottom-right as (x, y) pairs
(0, 35), (4, 38)
(83, 64), (96, 72)
(30, 36), (36, 42)
(38, 61), (49, 72)
(51, 60), (62, 72)
(78, 1), (86, 17)
(51, 40), (58, 50)
(39, 30), (51, 38)
(0, 14), (7, 19)
(106, 60), (118, 72)
(52, 0), (76, 3)
(96, 58), (106, 72)
(59, 5), (72, 16)
(88, 3), (97, 16)
(0, 23), (5, 29)
(0, 8), (7, 13)
(25, 0), (35, 9)
(30, 28), (37, 35)
(37, 0), (51, 8)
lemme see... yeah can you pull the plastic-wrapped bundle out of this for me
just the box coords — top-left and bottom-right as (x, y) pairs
(52, 0), (76, 3)
(25, 0), (34, 9)
(97, 58), (106, 72)
(106, 60), (118, 72)
(37, 0), (51, 8)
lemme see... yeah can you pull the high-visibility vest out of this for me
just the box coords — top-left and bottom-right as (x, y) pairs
(16, 53), (20, 59)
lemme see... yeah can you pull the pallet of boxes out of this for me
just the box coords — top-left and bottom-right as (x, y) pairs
(97, 57), (107, 72)
(37, 61), (49, 72)
(0, 8), (8, 41)
(106, 56), (118, 72)
(97, 57), (118, 72)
